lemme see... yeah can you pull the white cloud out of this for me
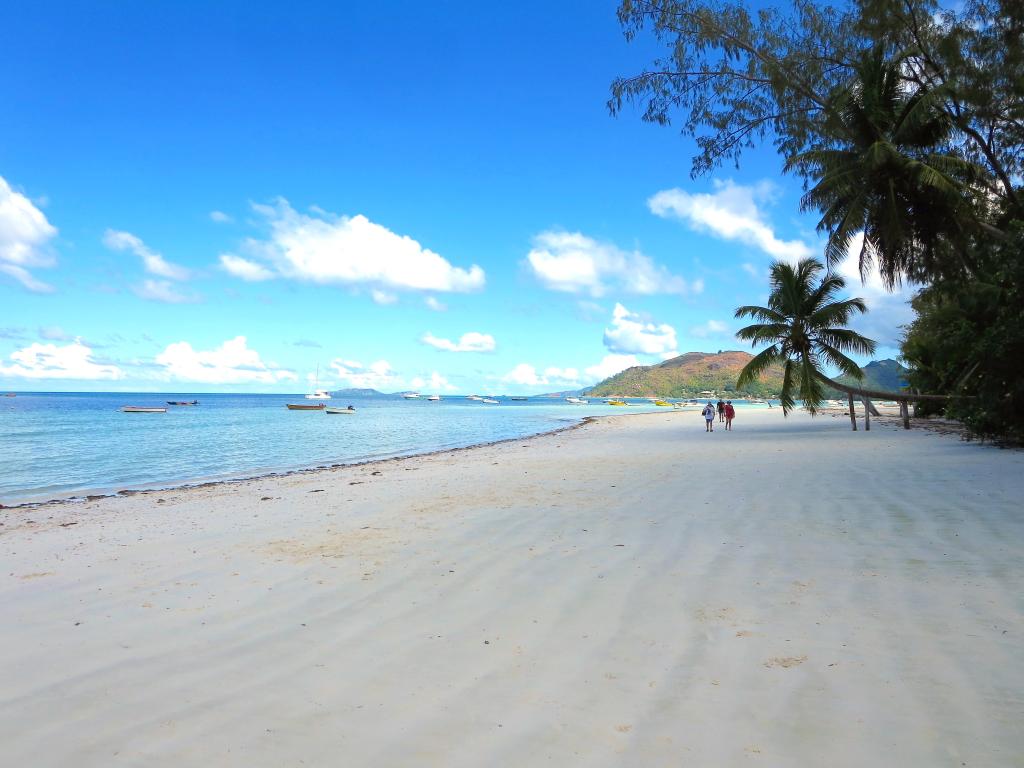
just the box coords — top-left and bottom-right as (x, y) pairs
(421, 331), (496, 353)
(741, 262), (760, 278)
(103, 229), (191, 280)
(525, 230), (697, 297)
(210, 210), (232, 223)
(543, 366), (580, 385)
(0, 339), (123, 380)
(649, 180), (814, 261)
(155, 336), (297, 384)
(371, 289), (398, 305)
(502, 363), (547, 387)
(228, 198), (484, 294)
(424, 296), (447, 312)
(330, 358), (399, 390)
(409, 371), (457, 392)
(584, 353), (641, 383)
(603, 303), (678, 355)
(219, 254), (274, 282)
(690, 319), (731, 338)
(0, 175), (58, 293)
(133, 279), (197, 304)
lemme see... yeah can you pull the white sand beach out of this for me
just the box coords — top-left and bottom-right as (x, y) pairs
(2, 408), (1022, 766)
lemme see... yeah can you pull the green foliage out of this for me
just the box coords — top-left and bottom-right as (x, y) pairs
(735, 258), (876, 414)
(612, 0), (1024, 225)
(586, 351), (785, 398)
(787, 50), (985, 288)
(902, 224), (1024, 442)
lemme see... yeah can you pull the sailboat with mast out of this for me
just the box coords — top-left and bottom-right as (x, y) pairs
(305, 364), (331, 400)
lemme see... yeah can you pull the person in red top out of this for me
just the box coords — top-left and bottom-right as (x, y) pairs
(724, 400), (736, 430)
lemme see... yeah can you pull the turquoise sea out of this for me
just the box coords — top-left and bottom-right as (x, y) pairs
(0, 393), (771, 506)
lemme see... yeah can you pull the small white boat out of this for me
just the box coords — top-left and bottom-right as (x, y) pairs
(305, 364), (331, 399)
(121, 406), (166, 413)
(566, 397), (588, 405)
(325, 406), (356, 415)
(427, 395), (441, 401)
(402, 392), (421, 399)
(481, 398), (500, 404)
(466, 394), (483, 401)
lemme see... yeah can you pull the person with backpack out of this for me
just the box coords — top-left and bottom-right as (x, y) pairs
(702, 401), (716, 432)
(717, 398), (726, 422)
(724, 400), (735, 430)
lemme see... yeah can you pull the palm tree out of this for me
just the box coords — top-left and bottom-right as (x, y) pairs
(786, 50), (985, 288)
(735, 258), (876, 416)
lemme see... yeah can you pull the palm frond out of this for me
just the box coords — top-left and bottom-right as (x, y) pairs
(734, 304), (787, 323)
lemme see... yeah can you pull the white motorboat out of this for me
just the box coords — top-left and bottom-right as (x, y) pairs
(566, 397), (588, 405)
(121, 406), (166, 413)
(325, 406), (356, 414)
(466, 394), (482, 401)
(481, 398), (499, 404)
(402, 392), (421, 399)
(427, 395), (441, 401)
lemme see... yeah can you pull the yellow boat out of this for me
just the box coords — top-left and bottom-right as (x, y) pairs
(654, 400), (672, 407)
(607, 400), (628, 406)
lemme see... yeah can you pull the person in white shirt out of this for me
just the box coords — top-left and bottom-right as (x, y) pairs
(702, 402), (716, 432)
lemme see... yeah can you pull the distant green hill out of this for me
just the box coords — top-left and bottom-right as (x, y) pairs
(826, 359), (909, 397)
(585, 351), (784, 398)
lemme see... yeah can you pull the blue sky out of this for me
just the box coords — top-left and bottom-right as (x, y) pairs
(0, 1), (910, 393)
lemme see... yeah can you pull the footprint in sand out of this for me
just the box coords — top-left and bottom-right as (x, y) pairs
(763, 655), (807, 669)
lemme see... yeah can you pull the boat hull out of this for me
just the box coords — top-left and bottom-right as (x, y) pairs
(325, 407), (356, 414)
(121, 406), (167, 413)
(286, 403), (326, 410)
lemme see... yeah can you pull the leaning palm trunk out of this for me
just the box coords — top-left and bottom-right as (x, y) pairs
(811, 370), (953, 430)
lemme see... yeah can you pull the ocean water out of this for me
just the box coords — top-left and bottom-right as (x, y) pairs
(0, 393), (751, 506)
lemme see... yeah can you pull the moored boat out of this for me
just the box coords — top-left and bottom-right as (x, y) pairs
(402, 392), (421, 399)
(427, 395), (441, 401)
(325, 406), (356, 414)
(654, 400), (672, 407)
(481, 398), (500, 404)
(121, 406), (167, 413)
(566, 397), (588, 404)
(286, 403), (326, 410)
(606, 400), (627, 406)
(167, 400), (199, 406)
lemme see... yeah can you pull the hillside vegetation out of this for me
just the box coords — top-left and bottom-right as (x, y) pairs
(586, 351), (784, 398)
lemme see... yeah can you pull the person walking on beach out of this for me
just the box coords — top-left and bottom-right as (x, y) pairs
(717, 398), (726, 422)
(724, 400), (735, 430)
(702, 402), (716, 432)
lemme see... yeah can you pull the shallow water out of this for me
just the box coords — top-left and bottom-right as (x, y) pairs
(0, 393), (762, 505)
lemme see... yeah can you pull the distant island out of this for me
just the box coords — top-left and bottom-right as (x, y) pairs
(330, 388), (386, 397)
